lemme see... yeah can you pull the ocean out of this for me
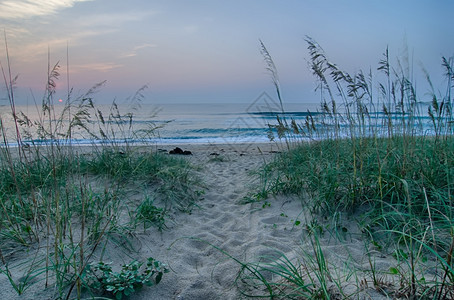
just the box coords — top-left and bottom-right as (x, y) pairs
(0, 101), (319, 146)
(0, 99), (440, 146)
(151, 102), (321, 144)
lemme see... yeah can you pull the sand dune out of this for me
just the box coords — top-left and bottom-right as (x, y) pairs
(1, 143), (394, 299)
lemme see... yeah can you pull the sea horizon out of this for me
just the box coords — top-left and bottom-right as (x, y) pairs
(0, 100), (437, 147)
(0, 101), (320, 146)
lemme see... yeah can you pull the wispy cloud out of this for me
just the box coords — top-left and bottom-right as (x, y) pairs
(0, 0), (93, 19)
(2, 26), (30, 39)
(70, 62), (123, 73)
(75, 10), (159, 29)
(5, 29), (114, 62)
(122, 43), (157, 58)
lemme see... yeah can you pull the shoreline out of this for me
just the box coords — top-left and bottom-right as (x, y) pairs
(6, 140), (289, 156)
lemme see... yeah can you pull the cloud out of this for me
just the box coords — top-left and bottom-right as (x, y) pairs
(75, 10), (159, 29)
(0, 0), (93, 19)
(2, 26), (30, 39)
(70, 62), (123, 73)
(5, 29), (114, 62)
(122, 43), (157, 58)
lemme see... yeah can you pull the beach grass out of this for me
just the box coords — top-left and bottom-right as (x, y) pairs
(0, 49), (202, 299)
(243, 38), (454, 299)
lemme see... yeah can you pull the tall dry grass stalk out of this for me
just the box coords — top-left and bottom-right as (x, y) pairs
(250, 38), (454, 298)
(0, 38), (200, 299)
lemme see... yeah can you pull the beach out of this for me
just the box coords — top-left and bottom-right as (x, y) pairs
(1, 142), (396, 300)
(2, 1), (453, 297)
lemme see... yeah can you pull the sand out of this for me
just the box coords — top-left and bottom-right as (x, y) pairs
(1, 142), (393, 299)
(135, 142), (308, 299)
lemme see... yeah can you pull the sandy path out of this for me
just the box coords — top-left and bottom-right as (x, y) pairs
(133, 143), (305, 299)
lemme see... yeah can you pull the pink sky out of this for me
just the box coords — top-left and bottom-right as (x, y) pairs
(1, 0), (453, 104)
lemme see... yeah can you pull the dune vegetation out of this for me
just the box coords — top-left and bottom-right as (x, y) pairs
(0, 49), (203, 299)
(241, 38), (454, 299)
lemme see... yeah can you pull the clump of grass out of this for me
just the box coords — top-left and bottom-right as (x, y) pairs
(134, 195), (167, 231)
(82, 148), (202, 212)
(235, 231), (346, 299)
(247, 38), (454, 298)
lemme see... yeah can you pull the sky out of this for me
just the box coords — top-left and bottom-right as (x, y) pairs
(0, 0), (453, 105)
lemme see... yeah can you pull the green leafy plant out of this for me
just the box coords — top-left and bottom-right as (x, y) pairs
(135, 196), (167, 231)
(83, 258), (169, 299)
